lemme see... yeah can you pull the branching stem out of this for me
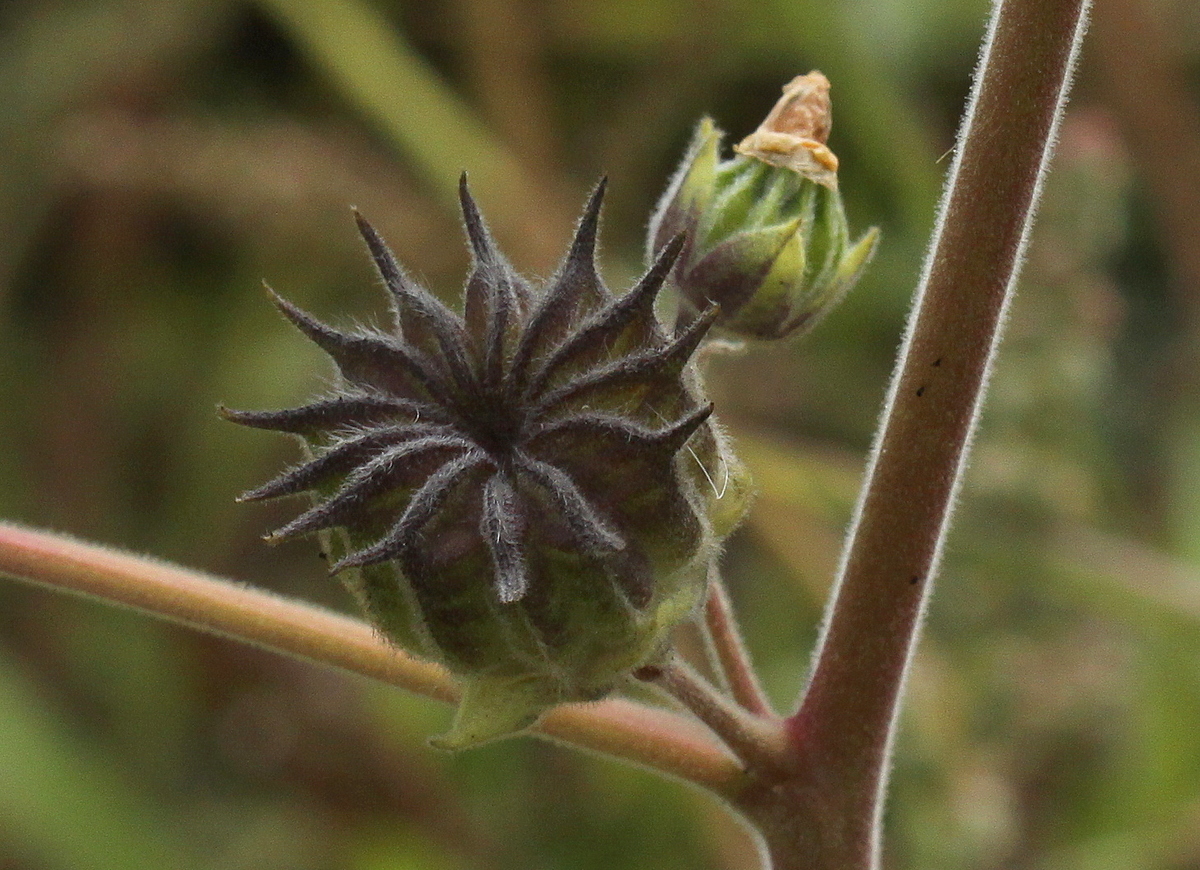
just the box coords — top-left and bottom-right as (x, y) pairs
(703, 563), (775, 716)
(0, 0), (1094, 864)
(0, 521), (746, 798)
(641, 655), (785, 777)
(738, 0), (1092, 867)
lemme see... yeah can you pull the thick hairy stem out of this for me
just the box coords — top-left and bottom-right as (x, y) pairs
(738, 0), (1092, 867)
(0, 522), (746, 798)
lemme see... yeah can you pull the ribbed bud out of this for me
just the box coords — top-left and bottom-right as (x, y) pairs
(648, 72), (879, 340)
(223, 177), (751, 748)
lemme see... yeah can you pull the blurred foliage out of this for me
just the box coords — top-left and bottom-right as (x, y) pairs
(1, 0), (1198, 868)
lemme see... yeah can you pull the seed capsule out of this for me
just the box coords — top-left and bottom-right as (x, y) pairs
(224, 177), (750, 748)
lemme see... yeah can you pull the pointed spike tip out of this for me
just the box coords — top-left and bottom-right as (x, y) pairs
(235, 469), (312, 503)
(654, 232), (687, 272)
(352, 209), (380, 252)
(629, 232), (687, 306)
(695, 302), (721, 332)
(667, 303), (720, 364)
(591, 175), (609, 204)
(330, 545), (385, 574)
(263, 525), (294, 544)
(567, 177), (608, 262)
(686, 400), (716, 432)
(659, 402), (715, 452)
(216, 405), (293, 433)
(582, 176), (608, 230)
(458, 171), (474, 216)
(459, 172), (498, 264)
(260, 280), (294, 311)
(262, 283), (314, 330)
(216, 404), (242, 423)
(238, 474), (309, 503)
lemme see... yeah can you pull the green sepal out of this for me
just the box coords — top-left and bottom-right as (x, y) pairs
(649, 115), (879, 341)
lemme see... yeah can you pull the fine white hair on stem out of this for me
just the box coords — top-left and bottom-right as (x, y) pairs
(770, 0), (1094, 867)
(819, 0), (1091, 680)
(857, 3), (1092, 860)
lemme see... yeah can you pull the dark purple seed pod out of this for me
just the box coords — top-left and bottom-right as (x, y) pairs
(223, 177), (751, 748)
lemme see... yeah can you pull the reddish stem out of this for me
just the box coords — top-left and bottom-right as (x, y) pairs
(0, 521), (746, 796)
(704, 567), (776, 716)
(735, 0), (1093, 866)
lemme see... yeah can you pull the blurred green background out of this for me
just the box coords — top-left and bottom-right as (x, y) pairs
(2, 0), (1199, 867)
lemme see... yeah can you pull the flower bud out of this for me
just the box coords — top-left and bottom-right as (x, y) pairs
(223, 177), (751, 748)
(648, 72), (878, 340)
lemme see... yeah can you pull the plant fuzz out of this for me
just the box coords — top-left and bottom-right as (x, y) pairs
(223, 176), (750, 747)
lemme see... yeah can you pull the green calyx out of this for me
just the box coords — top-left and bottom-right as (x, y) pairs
(649, 112), (879, 341)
